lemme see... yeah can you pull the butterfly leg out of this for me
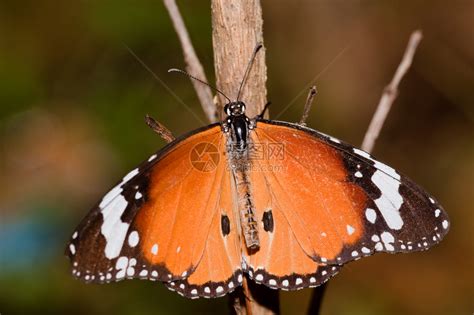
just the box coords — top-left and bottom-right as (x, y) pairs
(253, 102), (271, 122)
(299, 86), (317, 125)
(144, 114), (175, 143)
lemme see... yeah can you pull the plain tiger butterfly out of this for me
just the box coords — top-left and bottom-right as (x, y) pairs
(66, 45), (449, 299)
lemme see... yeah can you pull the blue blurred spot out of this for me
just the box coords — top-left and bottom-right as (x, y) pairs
(0, 216), (61, 272)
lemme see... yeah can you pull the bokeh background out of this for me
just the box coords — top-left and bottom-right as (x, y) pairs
(1, 1), (473, 314)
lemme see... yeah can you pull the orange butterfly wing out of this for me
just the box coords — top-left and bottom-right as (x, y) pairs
(67, 124), (240, 290)
(248, 120), (449, 271)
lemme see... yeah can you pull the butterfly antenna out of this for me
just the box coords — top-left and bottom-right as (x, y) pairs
(236, 43), (263, 101)
(168, 68), (232, 103)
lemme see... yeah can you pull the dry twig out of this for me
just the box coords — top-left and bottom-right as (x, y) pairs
(145, 115), (175, 143)
(361, 30), (423, 152)
(299, 86), (318, 125)
(211, 0), (268, 120)
(163, 0), (216, 122)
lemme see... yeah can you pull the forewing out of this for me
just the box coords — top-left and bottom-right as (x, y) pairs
(66, 124), (228, 283)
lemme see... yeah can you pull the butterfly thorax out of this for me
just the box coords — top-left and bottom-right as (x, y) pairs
(222, 102), (260, 250)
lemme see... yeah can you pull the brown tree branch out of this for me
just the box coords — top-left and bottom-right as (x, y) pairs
(361, 30), (423, 153)
(211, 1), (275, 314)
(211, 0), (268, 119)
(163, 0), (217, 122)
(145, 114), (175, 143)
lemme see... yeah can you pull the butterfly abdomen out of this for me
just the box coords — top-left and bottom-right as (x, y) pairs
(232, 161), (260, 249)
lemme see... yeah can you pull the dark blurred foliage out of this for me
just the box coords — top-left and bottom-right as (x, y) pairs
(0, 1), (472, 314)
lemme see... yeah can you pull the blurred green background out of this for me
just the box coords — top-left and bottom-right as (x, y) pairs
(1, 1), (473, 314)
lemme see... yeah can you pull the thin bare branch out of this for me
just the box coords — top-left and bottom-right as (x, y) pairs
(145, 115), (175, 143)
(307, 283), (327, 315)
(212, 0), (267, 120)
(361, 30), (423, 153)
(163, 0), (217, 123)
(299, 86), (317, 125)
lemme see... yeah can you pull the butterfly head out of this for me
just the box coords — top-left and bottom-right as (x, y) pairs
(224, 101), (246, 117)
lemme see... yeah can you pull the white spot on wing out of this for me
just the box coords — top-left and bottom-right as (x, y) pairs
(255, 274), (264, 281)
(128, 231), (139, 247)
(126, 258), (137, 276)
(148, 154), (157, 162)
(123, 168), (139, 183)
(365, 208), (377, 223)
(375, 242), (383, 251)
(99, 186), (123, 209)
(434, 209), (441, 217)
(346, 225), (355, 235)
(282, 280), (289, 287)
(69, 244), (76, 255)
(372, 170), (404, 230)
(295, 278), (303, 285)
(99, 167), (141, 210)
(355, 171), (363, 178)
(442, 220), (449, 229)
(101, 194), (129, 259)
(381, 231), (395, 251)
(116, 256), (128, 279)
(151, 244), (159, 255)
(72, 231), (78, 239)
(135, 191), (143, 199)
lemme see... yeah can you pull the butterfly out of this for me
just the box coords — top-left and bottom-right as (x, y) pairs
(66, 46), (449, 299)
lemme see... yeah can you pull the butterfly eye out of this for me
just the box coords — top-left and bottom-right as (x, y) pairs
(224, 103), (231, 116)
